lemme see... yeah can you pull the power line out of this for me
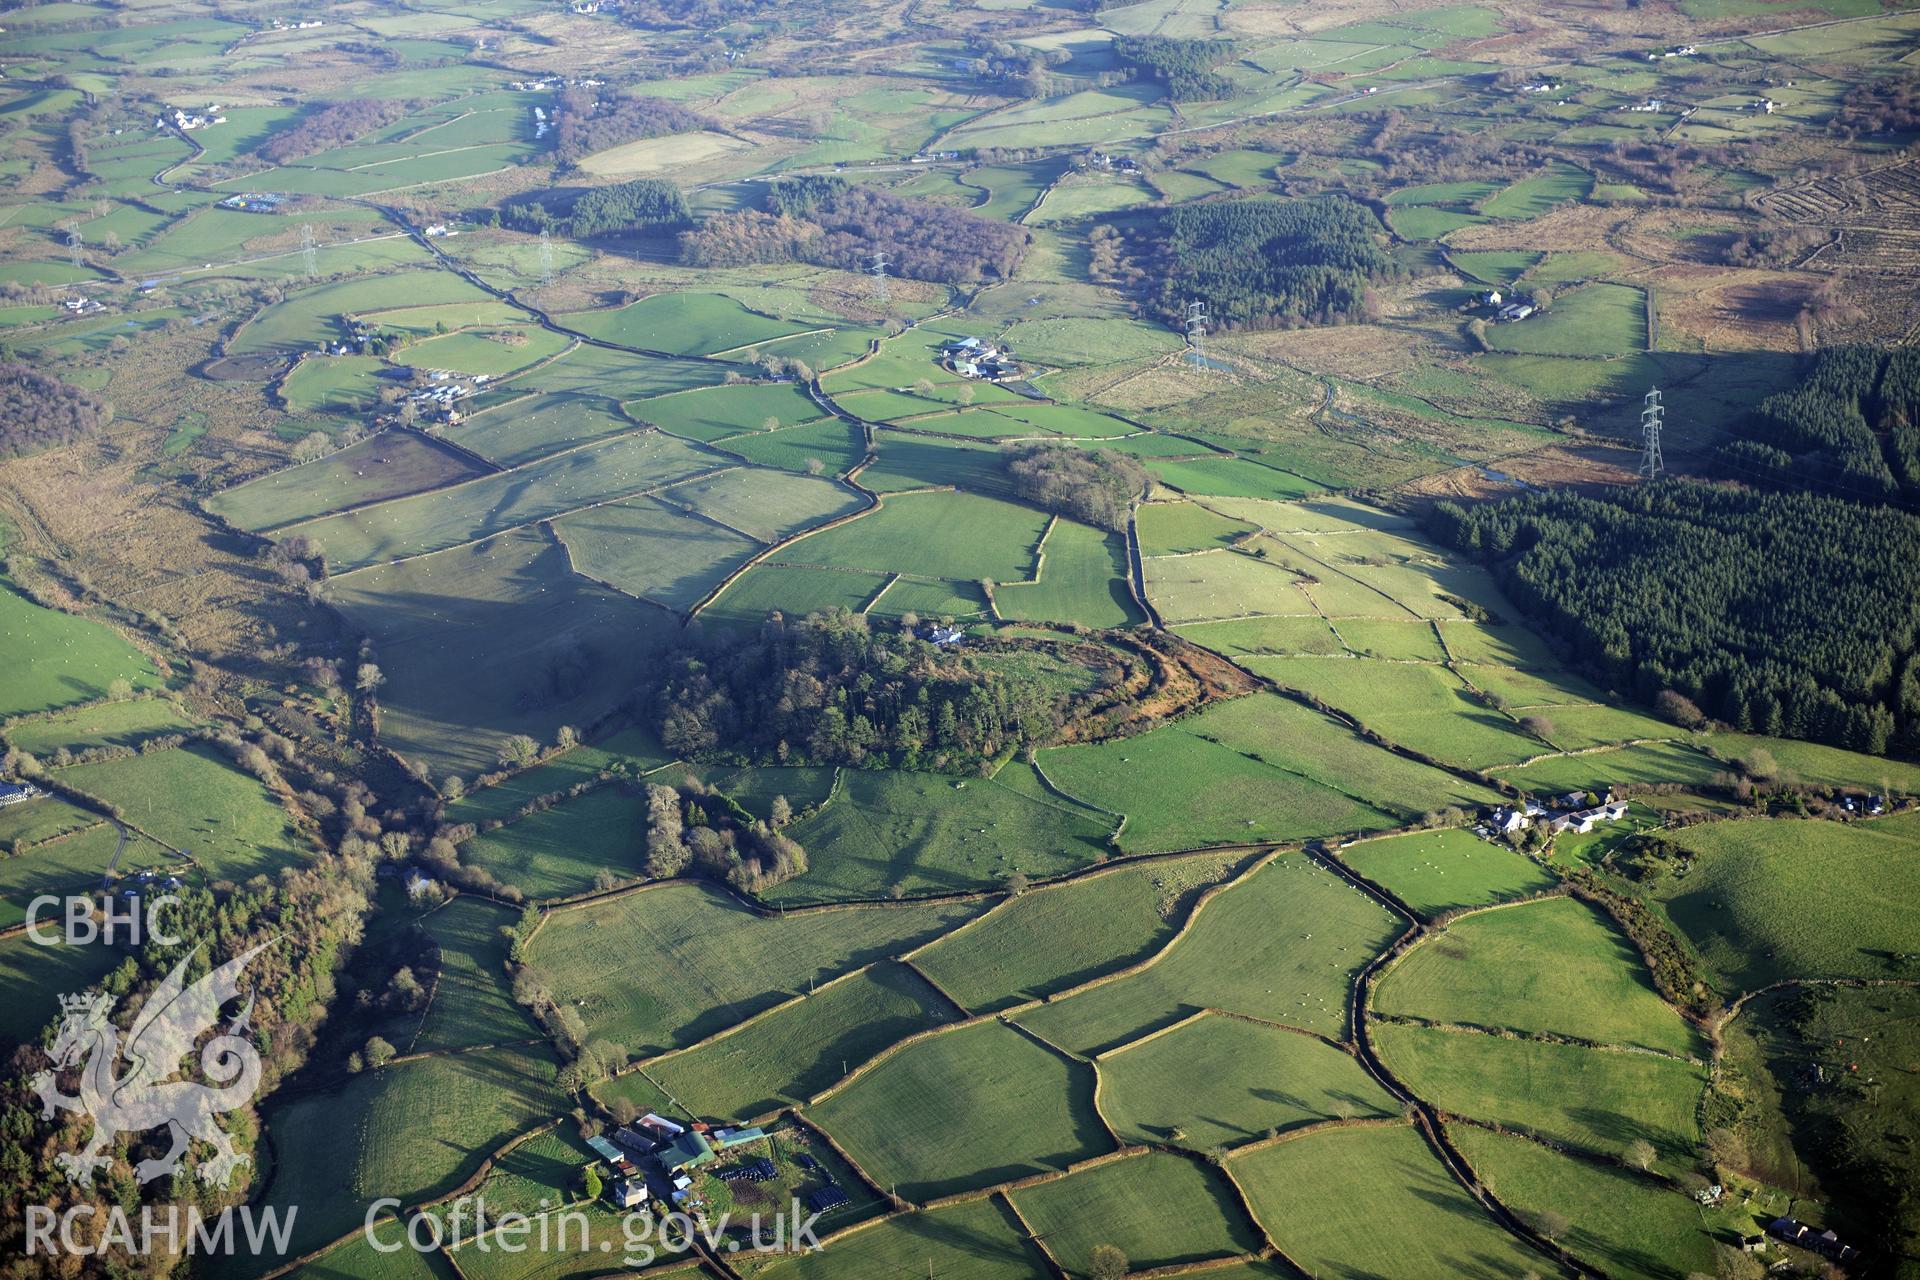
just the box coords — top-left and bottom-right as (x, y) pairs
(299, 223), (318, 279)
(66, 228), (83, 269)
(1638, 387), (1664, 481)
(1185, 300), (1209, 374)
(868, 250), (890, 306)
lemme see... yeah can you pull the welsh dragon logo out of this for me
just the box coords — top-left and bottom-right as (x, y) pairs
(30, 942), (270, 1188)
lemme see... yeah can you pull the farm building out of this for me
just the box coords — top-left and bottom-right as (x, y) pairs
(1496, 302), (1536, 322)
(1766, 1218), (1858, 1264)
(1547, 800), (1629, 835)
(656, 1130), (716, 1174)
(0, 781), (41, 806)
(636, 1113), (685, 1140)
(711, 1126), (768, 1151)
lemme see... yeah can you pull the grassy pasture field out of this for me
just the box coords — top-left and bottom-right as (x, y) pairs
(1697, 732), (1920, 794)
(444, 727), (668, 828)
(1483, 283), (1647, 358)
(757, 1197), (1050, 1280)
(1648, 813), (1920, 992)
(1482, 161), (1595, 220)
(782, 491), (1046, 583)
(991, 517), (1140, 629)
(1247, 656), (1545, 770)
(1493, 740), (1724, 794)
(248, 1042), (564, 1259)
(553, 497), (758, 611)
(810, 1020), (1108, 1201)
(1009, 1152), (1263, 1273)
(1341, 829), (1557, 916)
(0, 933), (132, 1048)
(911, 852), (1240, 1013)
(1137, 501), (1257, 555)
(857, 434), (1016, 498)
(229, 270), (491, 355)
(565, 293), (804, 357)
(390, 327), (571, 378)
(1144, 455), (1324, 501)
(0, 577), (162, 718)
(771, 764), (1116, 902)
(1144, 550), (1317, 623)
(0, 823), (173, 932)
(1233, 1123), (1567, 1280)
(660, 468), (865, 543)
(1174, 615), (1344, 656)
(1373, 897), (1704, 1057)
(1099, 1013), (1398, 1151)
(206, 432), (490, 532)
(58, 744), (309, 882)
(460, 783), (650, 899)
(408, 897), (541, 1053)
(645, 961), (960, 1120)
(323, 528), (681, 781)
(291, 432), (721, 572)
(0, 792), (100, 852)
(1374, 1023), (1705, 1167)
(527, 884), (979, 1055)
(300, 1229), (459, 1280)
(280, 355), (386, 415)
(717, 419), (865, 476)
(699, 563), (892, 629)
(1017, 854), (1402, 1052)
(4, 696), (197, 756)
(454, 393), (648, 469)
(1451, 1126), (1721, 1280)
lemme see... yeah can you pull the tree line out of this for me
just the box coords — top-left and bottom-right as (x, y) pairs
(678, 176), (1028, 283)
(1429, 481), (1920, 756)
(646, 609), (1081, 774)
(1111, 195), (1398, 329)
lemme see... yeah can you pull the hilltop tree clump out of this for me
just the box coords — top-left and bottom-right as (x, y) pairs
(552, 87), (715, 164)
(1430, 481), (1920, 755)
(0, 362), (112, 459)
(258, 100), (408, 163)
(1003, 444), (1150, 532)
(648, 609), (1074, 772)
(500, 178), (691, 238)
(1113, 36), (1235, 101)
(679, 176), (1027, 283)
(642, 778), (809, 893)
(1115, 195), (1398, 330)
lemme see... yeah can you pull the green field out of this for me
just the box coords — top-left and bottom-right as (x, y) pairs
(1650, 813), (1920, 992)
(911, 852), (1237, 1013)
(553, 497), (759, 612)
(1099, 1013), (1398, 1151)
(772, 764), (1116, 901)
(460, 783), (650, 899)
(1373, 897), (1704, 1057)
(784, 491), (1047, 583)
(1247, 657), (1545, 770)
(1483, 283), (1646, 358)
(1018, 854), (1401, 1052)
(409, 897), (543, 1053)
(1230, 1123), (1565, 1280)
(206, 432), (490, 532)
(1481, 161), (1594, 220)
(0, 577), (162, 719)
(810, 1020), (1109, 1201)
(230, 271), (491, 354)
(642, 962), (959, 1120)
(324, 528), (681, 781)
(1375, 1022), (1705, 1166)
(758, 1196), (1050, 1280)
(441, 731), (668, 827)
(4, 696), (198, 756)
(0, 822), (174, 931)
(565, 293), (805, 357)
(0, 932), (134, 1048)
(1009, 1152), (1263, 1273)
(1145, 549), (1317, 623)
(660, 467), (865, 543)
(1341, 829), (1557, 916)
(57, 744), (309, 882)
(248, 1042), (565, 1258)
(1451, 1126), (1721, 1280)
(527, 884), (979, 1054)
(289, 431), (721, 571)
(700, 562), (892, 628)
(991, 518), (1140, 629)
(1137, 501), (1257, 556)
(0, 792), (101, 853)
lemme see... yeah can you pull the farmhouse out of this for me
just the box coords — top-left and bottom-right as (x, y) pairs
(1548, 800), (1629, 835)
(610, 1177), (649, 1208)
(1766, 1218), (1859, 1264)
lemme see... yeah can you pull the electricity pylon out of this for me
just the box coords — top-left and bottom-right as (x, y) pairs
(1639, 387), (1665, 481)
